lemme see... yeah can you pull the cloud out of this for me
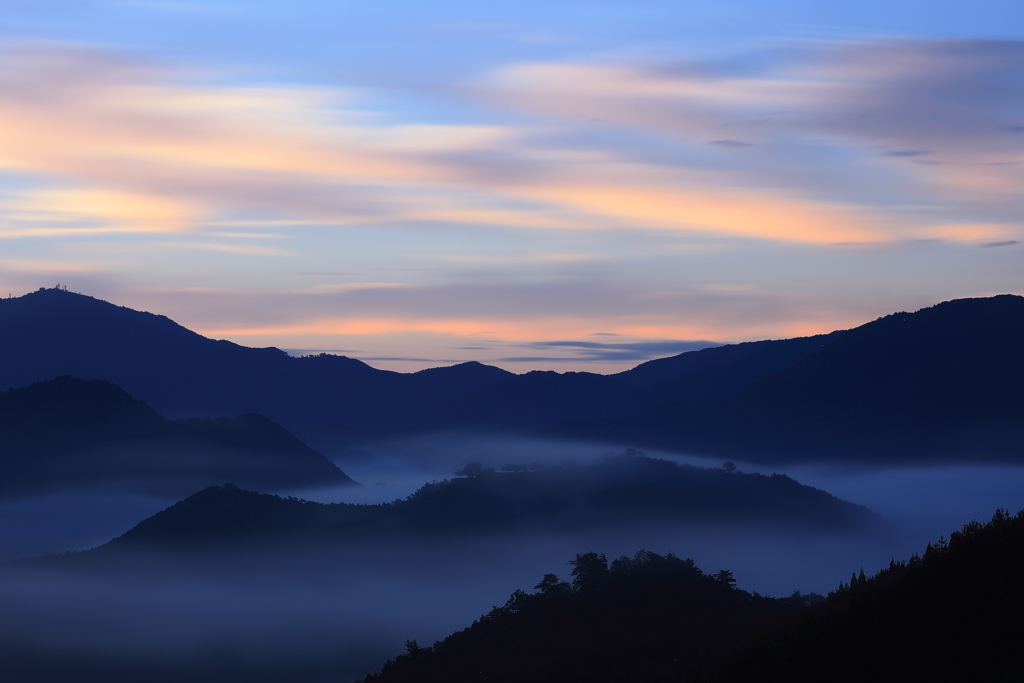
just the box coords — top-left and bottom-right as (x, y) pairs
(482, 39), (1024, 235)
(883, 150), (929, 157)
(130, 279), (869, 354)
(515, 339), (721, 362)
(0, 42), (524, 236)
(710, 140), (755, 148)
(2, 37), (1022, 372)
(6, 39), (1017, 246)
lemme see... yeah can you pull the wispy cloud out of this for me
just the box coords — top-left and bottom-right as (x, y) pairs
(4, 39), (1018, 248)
(482, 38), (1024, 239)
(1, 37), (1022, 371)
(514, 339), (720, 362)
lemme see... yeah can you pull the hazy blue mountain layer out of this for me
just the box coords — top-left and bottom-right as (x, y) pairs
(0, 376), (355, 496)
(23, 453), (879, 557)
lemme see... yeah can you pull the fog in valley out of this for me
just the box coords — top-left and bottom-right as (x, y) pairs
(3, 434), (1024, 681)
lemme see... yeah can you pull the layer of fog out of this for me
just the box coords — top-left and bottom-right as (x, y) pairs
(312, 434), (1024, 545)
(4, 433), (1024, 680)
(0, 491), (176, 562)
(0, 527), (901, 681)
(303, 433), (1024, 591)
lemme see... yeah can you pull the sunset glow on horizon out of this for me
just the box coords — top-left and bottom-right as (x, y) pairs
(1, 2), (1021, 372)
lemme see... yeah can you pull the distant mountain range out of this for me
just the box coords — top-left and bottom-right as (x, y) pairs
(0, 376), (355, 496)
(3, 287), (1023, 463)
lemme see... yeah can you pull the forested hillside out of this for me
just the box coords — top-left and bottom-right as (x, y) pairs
(359, 508), (1024, 683)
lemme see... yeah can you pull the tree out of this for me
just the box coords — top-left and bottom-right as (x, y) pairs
(454, 462), (494, 477)
(568, 552), (609, 592)
(714, 569), (737, 587)
(534, 573), (570, 595)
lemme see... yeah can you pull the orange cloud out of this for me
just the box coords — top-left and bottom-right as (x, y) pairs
(915, 223), (1022, 243)
(194, 312), (817, 347)
(0, 42), (900, 245)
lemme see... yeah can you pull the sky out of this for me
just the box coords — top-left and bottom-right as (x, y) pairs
(0, 1), (1022, 372)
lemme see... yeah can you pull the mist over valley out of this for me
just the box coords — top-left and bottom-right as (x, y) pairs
(2, 290), (1024, 681)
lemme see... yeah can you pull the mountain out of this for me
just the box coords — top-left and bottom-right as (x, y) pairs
(0, 288), (839, 450)
(9, 288), (1022, 464)
(0, 288), (513, 451)
(615, 331), (843, 405)
(356, 508), (1024, 683)
(421, 333), (842, 433)
(547, 295), (1024, 463)
(0, 376), (355, 496)
(33, 453), (877, 555)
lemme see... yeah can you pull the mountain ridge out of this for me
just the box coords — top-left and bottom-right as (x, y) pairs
(546, 294), (1024, 463)
(0, 288), (839, 451)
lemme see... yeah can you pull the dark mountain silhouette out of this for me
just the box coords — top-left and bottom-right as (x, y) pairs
(614, 331), (843, 404)
(8, 288), (1022, 464)
(0, 376), (355, 496)
(0, 288), (513, 451)
(422, 332), (841, 433)
(0, 288), (838, 451)
(548, 295), (1024, 463)
(427, 371), (646, 432)
(26, 453), (878, 556)
(356, 508), (1024, 683)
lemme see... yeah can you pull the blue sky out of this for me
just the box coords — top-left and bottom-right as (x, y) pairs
(1, 0), (1022, 371)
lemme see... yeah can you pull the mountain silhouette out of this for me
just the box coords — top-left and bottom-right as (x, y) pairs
(548, 295), (1024, 463)
(7, 288), (1022, 463)
(0, 376), (355, 496)
(419, 332), (839, 433)
(0, 288), (512, 451)
(0, 288), (838, 450)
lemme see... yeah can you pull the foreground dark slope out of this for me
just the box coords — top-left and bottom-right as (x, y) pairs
(0, 376), (354, 496)
(358, 508), (1024, 683)
(548, 295), (1024, 463)
(360, 551), (809, 683)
